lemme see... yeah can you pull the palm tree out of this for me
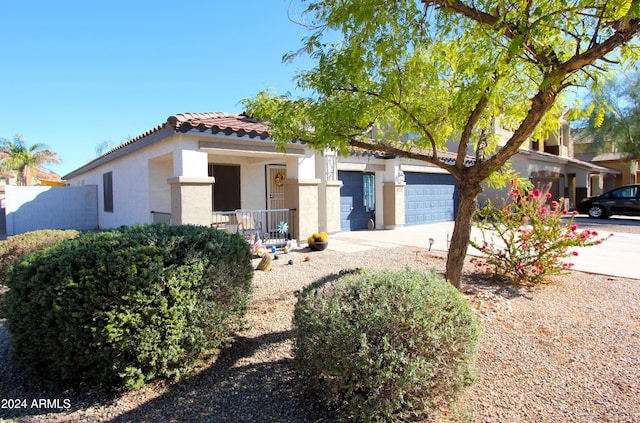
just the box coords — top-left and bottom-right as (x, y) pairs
(0, 134), (61, 186)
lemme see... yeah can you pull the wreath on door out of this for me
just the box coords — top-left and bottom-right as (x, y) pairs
(275, 172), (286, 187)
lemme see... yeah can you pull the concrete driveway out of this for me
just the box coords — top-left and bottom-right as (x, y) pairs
(330, 218), (640, 280)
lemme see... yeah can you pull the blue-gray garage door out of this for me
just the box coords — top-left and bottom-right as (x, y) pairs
(339, 171), (375, 231)
(405, 172), (457, 225)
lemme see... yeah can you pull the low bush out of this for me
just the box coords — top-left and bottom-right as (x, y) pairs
(0, 229), (80, 286)
(292, 268), (480, 422)
(4, 224), (253, 390)
(0, 229), (80, 316)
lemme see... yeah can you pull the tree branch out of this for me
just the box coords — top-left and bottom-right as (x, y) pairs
(335, 86), (442, 162)
(347, 138), (459, 176)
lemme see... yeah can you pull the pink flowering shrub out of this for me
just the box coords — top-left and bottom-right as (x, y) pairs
(471, 181), (611, 285)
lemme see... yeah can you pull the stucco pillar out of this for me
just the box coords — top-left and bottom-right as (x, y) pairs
(320, 180), (342, 233)
(574, 170), (591, 204)
(167, 176), (215, 226)
(284, 178), (320, 242)
(383, 182), (405, 229)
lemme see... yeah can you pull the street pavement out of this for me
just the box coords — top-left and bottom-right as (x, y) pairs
(329, 220), (640, 280)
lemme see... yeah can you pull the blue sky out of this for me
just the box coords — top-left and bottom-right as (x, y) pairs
(0, 0), (315, 177)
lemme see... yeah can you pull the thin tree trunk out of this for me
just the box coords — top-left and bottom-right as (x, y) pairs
(446, 182), (483, 288)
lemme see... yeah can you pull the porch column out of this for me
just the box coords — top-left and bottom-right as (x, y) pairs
(321, 181), (342, 233)
(383, 182), (405, 229)
(574, 171), (591, 204)
(590, 173), (604, 196)
(317, 150), (342, 234)
(284, 179), (320, 243)
(168, 146), (214, 226)
(167, 177), (215, 226)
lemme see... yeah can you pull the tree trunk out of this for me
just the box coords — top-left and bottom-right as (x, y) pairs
(446, 181), (483, 288)
(21, 165), (31, 186)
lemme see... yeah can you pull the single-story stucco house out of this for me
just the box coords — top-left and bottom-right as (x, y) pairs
(63, 112), (470, 244)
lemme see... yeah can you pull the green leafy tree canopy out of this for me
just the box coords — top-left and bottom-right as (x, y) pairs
(244, 0), (640, 287)
(580, 71), (640, 158)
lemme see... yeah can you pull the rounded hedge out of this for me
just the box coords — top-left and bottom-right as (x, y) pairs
(4, 224), (253, 389)
(292, 268), (481, 422)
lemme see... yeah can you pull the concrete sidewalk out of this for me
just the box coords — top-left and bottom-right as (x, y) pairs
(329, 222), (640, 280)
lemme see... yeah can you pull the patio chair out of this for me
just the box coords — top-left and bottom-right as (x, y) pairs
(236, 210), (263, 239)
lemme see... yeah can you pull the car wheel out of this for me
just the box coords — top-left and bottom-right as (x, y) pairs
(587, 205), (608, 219)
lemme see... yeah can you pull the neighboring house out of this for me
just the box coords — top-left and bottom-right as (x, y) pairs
(478, 118), (620, 208)
(63, 112), (466, 242)
(572, 130), (638, 191)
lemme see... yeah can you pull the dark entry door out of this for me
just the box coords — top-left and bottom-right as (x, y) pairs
(339, 171), (374, 231)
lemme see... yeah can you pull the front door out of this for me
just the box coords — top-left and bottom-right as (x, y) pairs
(266, 165), (286, 210)
(266, 165), (287, 237)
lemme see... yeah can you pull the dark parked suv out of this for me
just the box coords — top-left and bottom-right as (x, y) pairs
(576, 184), (640, 218)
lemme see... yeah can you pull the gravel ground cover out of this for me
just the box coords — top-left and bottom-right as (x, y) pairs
(0, 238), (638, 422)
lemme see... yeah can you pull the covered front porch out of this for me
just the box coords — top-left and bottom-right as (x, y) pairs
(147, 127), (342, 243)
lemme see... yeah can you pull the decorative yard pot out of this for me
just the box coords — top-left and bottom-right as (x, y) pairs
(309, 241), (329, 251)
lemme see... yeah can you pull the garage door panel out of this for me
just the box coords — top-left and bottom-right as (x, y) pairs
(404, 172), (457, 225)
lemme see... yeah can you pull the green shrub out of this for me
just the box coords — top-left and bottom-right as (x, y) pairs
(4, 224), (253, 390)
(0, 229), (80, 316)
(292, 268), (480, 422)
(0, 229), (80, 286)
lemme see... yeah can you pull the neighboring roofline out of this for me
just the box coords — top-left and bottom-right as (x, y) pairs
(518, 149), (621, 174)
(591, 151), (636, 162)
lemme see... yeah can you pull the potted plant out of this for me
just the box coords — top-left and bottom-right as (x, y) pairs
(307, 232), (329, 251)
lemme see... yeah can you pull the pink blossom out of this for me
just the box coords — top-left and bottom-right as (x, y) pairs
(551, 201), (559, 208)
(571, 251), (579, 256)
(591, 230), (598, 236)
(571, 224), (578, 232)
(572, 210), (579, 215)
(509, 189), (521, 197)
(545, 192), (553, 199)
(562, 210), (569, 215)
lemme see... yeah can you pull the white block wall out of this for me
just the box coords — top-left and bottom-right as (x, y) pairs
(5, 185), (98, 235)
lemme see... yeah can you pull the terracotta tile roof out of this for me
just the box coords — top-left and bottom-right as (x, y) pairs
(101, 112), (269, 158)
(168, 112), (270, 138)
(64, 112), (474, 179)
(102, 112), (471, 165)
(351, 145), (475, 166)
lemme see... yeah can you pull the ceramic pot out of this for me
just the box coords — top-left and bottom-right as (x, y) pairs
(309, 241), (328, 251)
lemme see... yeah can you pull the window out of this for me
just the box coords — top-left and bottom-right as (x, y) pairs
(363, 173), (375, 212)
(208, 164), (241, 211)
(610, 186), (637, 198)
(103, 171), (113, 212)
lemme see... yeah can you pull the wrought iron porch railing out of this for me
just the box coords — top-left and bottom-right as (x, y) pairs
(211, 208), (296, 247)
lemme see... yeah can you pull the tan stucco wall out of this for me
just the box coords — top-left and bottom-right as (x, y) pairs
(168, 176), (215, 226)
(383, 182), (405, 229)
(284, 178), (320, 242)
(320, 180), (342, 233)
